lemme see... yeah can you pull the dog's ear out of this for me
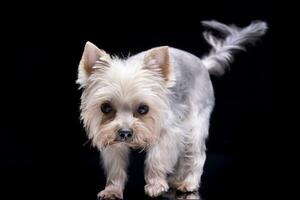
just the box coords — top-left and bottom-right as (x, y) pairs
(77, 41), (111, 88)
(144, 46), (175, 87)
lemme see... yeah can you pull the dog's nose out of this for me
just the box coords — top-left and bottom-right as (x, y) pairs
(118, 128), (133, 141)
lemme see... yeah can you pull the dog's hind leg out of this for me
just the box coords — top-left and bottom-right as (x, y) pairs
(169, 106), (212, 192)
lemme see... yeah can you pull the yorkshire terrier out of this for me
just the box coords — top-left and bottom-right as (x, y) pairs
(77, 20), (267, 199)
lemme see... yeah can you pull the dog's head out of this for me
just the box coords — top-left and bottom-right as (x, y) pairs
(77, 42), (174, 150)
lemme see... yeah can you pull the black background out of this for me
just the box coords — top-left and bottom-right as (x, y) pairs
(1, 1), (272, 200)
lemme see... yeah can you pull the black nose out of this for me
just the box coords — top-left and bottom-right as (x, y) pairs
(118, 128), (133, 141)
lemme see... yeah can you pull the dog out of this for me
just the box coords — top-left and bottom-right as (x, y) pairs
(76, 20), (267, 199)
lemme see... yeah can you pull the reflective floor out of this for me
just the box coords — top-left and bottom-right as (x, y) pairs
(2, 150), (268, 200)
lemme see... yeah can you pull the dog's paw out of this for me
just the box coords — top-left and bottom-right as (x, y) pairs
(144, 182), (169, 197)
(168, 175), (182, 188)
(176, 181), (198, 192)
(97, 186), (123, 200)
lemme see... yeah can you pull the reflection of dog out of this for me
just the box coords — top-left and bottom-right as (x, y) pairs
(77, 20), (267, 199)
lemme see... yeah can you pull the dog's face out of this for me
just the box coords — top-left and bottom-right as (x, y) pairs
(77, 42), (174, 150)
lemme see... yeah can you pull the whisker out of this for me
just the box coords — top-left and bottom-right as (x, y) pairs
(83, 139), (91, 147)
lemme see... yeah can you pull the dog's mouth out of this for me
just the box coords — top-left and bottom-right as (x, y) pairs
(115, 137), (134, 143)
(109, 137), (149, 150)
(114, 139), (136, 146)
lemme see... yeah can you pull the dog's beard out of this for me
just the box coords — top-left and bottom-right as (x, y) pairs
(92, 118), (160, 151)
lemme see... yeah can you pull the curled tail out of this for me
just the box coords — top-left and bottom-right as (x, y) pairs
(201, 20), (268, 76)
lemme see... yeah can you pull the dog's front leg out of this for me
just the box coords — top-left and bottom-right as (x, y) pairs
(98, 144), (129, 200)
(144, 137), (179, 197)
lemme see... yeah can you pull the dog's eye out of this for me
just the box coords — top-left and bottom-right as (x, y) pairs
(101, 102), (113, 114)
(137, 104), (149, 115)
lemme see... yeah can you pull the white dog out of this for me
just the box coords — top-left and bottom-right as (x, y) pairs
(77, 20), (267, 199)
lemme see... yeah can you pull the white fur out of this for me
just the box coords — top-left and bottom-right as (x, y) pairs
(77, 20), (267, 199)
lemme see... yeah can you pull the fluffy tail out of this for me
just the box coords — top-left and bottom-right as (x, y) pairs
(201, 20), (268, 76)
